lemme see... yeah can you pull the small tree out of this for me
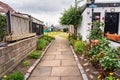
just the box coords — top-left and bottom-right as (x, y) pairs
(60, 0), (82, 39)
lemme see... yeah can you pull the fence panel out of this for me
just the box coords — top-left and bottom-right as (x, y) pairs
(11, 14), (29, 35)
(6, 13), (36, 41)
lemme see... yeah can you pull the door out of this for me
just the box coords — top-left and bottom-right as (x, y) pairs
(104, 13), (119, 34)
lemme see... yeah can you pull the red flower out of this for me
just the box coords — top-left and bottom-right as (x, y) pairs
(91, 40), (99, 45)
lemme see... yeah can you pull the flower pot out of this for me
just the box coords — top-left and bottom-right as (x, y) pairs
(116, 36), (120, 41)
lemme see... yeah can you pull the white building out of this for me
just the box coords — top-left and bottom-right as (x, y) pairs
(77, 1), (120, 42)
(77, 1), (120, 47)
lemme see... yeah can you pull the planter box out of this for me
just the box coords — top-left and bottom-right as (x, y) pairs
(105, 33), (120, 41)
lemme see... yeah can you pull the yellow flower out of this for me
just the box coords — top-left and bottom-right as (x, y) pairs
(3, 75), (7, 79)
(109, 73), (114, 76)
(97, 75), (101, 79)
(117, 79), (119, 80)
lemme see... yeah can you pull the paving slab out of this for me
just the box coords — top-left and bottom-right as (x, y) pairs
(61, 76), (82, 80)
(42, 55), (55, 60)
(55, 54), (74, 60)
(29, 77), (60, 80)
(39, 60), (61, 66)
(31, 67), (52, 77)
(46, 52), (61, 55)
(61, 60), (76, 66)
(51, 67), (80, 76)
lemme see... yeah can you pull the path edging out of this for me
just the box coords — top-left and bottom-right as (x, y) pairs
(24, 40), (55, 80)
(70, 46), (88, 80)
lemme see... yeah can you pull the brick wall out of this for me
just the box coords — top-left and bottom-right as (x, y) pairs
(0, 36), (38, 77)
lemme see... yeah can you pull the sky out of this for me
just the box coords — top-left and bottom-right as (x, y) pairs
(1, 0), (120, 26)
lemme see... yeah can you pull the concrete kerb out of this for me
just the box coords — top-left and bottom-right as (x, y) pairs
(70, 46), (88, 80)
(24, 40), (55, 80)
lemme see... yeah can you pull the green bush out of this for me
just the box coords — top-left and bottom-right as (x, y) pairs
(68, 35), (74, 45)
(0, 14), (6, 41)
(37, 39), (48, 50)
(6, 71), (24, 80)
(63, 28), (68, 32)
(100, 56), (118, 71)
(43, 35), (55, 42)
(74, 41), (85, 54)
(28, 51), (41, 59)
(88, 38), (110, 56)
(23, 60), (30, 68)
(77, 33), (82, 40)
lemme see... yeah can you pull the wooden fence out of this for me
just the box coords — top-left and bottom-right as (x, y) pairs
(5, 11), (44, 41)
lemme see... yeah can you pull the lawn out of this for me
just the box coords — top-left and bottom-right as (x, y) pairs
(44, 31), (68, 39)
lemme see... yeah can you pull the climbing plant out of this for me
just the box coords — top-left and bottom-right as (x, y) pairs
(0, 14), (7, 41)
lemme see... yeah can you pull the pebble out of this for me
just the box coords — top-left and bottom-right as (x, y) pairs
(89, 74), (94, 79)
(83, 63), (89, 66)
(86, 68), (90, 72)
(92, 71), (99, 75)
(84, 59), (87, 62)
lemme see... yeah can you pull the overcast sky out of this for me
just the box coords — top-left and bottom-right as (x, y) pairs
(1, 0), (120, 26)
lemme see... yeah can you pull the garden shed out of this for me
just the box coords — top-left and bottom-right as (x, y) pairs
(77, 0), (120, 44)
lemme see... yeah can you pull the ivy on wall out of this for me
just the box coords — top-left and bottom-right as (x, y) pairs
(0, 14), (7, 41)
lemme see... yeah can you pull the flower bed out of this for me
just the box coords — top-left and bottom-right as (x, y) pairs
(68, 35), (120, 80)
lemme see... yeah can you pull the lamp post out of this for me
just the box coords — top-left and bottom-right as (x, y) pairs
(91, 0), (95, 28)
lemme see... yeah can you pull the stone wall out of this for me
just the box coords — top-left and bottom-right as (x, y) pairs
(0, 36), (38, 77)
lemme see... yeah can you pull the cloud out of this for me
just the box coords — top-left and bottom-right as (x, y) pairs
(1, 0), (75, 25)
(2, 0), (73, 13)
(1, 0), (119, 25)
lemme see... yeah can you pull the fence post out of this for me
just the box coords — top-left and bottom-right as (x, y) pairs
(6, 11), (11, 34)
(29, 15), (32, 33)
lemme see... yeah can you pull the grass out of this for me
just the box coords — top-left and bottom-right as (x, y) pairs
(59, 33), (68, 39)
(44, 31), (68, 38)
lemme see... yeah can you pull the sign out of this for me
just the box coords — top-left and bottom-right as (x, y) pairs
(89, 4), (97, 8)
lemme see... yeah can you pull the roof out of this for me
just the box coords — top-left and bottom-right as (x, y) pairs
(81, 2), (120, 14)
(0, 1), (15, 13)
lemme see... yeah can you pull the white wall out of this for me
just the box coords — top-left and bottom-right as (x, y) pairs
(78, 7), (120, 41)
(110, 41), (120, 47)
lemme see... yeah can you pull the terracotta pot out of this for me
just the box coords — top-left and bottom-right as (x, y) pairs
(116, 35), (120, 41)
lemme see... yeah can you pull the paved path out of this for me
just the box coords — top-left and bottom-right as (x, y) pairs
(29, 36), (83, 80)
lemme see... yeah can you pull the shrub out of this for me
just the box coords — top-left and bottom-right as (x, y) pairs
(63, 28), (68, 32)
(43, 35), (55, 42)
(6, 71), (24, 80)
(0, 14), (6, 41)
(74, 41), (85, 54)
(28, 51), (41, 59)
(77, 33), (82, 40)
(88, 38), (110, 56)
(100, 56), (118, 71)
(23, 60), (30, 68)
(68, 35), (74, 45)
(37, 39), (48, 50)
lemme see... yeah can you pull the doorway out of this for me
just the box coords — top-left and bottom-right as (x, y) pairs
(104, 13), (119, 34)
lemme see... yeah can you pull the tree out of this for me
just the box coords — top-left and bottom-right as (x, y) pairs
(60, 0), (83, 39)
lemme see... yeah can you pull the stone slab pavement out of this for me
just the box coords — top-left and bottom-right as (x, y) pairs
(28, 36), (83, 80)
